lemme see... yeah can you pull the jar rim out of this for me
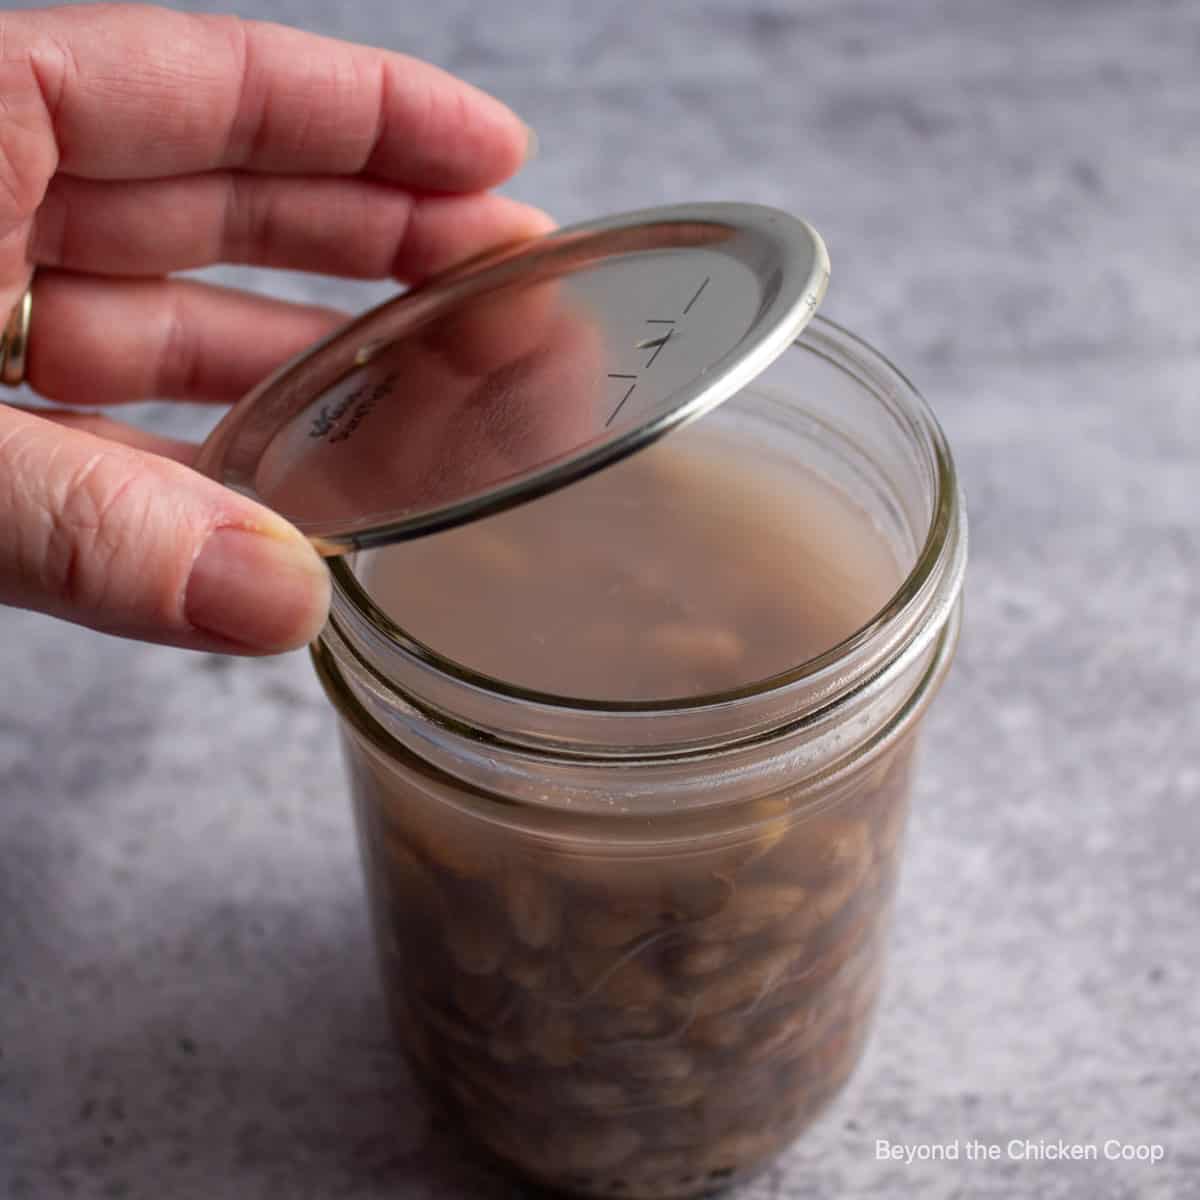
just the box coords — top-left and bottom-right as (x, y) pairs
(311, 597), (960, 834)
(325, 314), (963, 718)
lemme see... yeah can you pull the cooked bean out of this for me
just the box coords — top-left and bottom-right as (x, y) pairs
(563, 1078), (628, 1109)
(622, 1046), (695, 1083)
(649, 1076), (708, 1108)
(445, 913), (505, 975)
(573, 906), (664, 949)
(590, 1006), (671, 1042)
(451, 970), (511, 1025)
(527, 1010), (581, 1067)
(664, 941), (735, 977)
(745, 998), (827, 1063)
(502, 869), (561, 949)
(688, 1013), (746, 1051)
(554, 1125), (643, 1172)
(472, 531), (529, 576)
(504, 951), (553, 991)
(812, 818), (873, 883)
(568, 946), (665, 1009)
(643, 622), (744, 669)
(688, 883), (812, 943)
(688, 942), (808, 1018)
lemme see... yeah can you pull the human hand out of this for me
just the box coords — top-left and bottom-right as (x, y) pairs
(0, 3), (549, 653)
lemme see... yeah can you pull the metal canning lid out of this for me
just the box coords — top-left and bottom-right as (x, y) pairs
(194, 202), (830, 553)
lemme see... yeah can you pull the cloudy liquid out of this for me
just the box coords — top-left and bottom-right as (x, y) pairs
(358, 419), (902, 701)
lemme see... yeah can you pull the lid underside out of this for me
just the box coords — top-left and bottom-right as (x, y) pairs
(194, 202), (830, 552)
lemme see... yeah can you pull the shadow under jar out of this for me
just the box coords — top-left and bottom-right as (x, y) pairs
(312, 316), (967, 1199)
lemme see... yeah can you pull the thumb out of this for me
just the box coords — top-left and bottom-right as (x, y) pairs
(0, 405), (330, 654)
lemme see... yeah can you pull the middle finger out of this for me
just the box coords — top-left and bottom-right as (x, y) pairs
(34, 176), (553, 282)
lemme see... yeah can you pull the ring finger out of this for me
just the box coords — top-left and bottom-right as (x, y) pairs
(27, 272), (345, 406)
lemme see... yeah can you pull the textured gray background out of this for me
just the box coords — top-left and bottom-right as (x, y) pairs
(2, 1), (1198, 1198)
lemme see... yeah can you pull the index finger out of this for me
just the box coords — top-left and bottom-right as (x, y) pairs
(8, 4), (532, 189)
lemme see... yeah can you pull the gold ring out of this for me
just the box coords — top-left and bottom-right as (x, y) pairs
(1, 280), (34, 388)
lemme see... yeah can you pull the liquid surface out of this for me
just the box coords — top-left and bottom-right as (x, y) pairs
(359, 422), (902, 701)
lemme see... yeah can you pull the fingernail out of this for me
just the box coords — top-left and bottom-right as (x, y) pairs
(185, 527), (330, 653)
(522, 122), (540, 164)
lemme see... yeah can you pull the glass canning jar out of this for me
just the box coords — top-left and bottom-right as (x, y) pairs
(311, 315), (967, 1199)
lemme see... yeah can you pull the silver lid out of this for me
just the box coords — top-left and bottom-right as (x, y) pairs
(194, 202), (829, 553)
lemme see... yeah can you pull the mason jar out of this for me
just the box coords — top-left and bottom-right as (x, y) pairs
(310, 314), (967, 1199)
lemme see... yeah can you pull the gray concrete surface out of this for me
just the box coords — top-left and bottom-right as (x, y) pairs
(2, 1), (1198, 1197)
